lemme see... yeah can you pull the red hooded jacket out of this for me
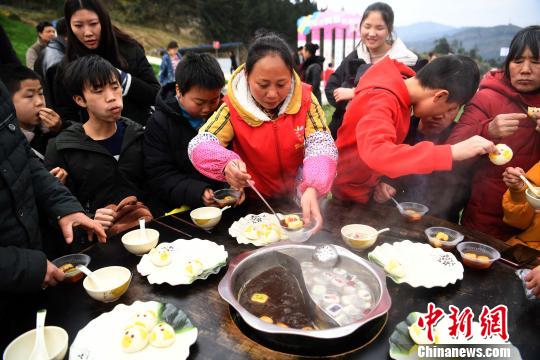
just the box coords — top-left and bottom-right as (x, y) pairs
(332, 57), (453, 202)
(446, 70), (540, 240)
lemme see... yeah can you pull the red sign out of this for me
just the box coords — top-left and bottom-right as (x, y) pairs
(213, 41), (220, 50)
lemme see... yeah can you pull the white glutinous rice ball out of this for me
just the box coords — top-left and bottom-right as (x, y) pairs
(150, 322), (176, 348)
(489, 144), (513, 166)
(121, 324), (149, 353)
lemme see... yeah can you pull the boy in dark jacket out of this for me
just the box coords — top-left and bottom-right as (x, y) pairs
(45, 55), (147, 232)
(0, 78), (105, 348)
(0, 64), (68, 182)
(144, 53), (227, 215)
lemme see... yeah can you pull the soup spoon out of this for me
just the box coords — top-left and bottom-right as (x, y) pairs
(28, 309), (49, 360)
(390, 196), (405, 213)
(76, 264), (104, 290)
(519, 175), (540, 197)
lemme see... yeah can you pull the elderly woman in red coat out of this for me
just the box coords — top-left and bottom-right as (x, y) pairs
(446, 26), (540, 240)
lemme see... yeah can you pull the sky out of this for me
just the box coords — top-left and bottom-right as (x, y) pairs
(314, 0), (540, 28)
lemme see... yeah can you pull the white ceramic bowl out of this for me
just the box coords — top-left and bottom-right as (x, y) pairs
(83, 266), (131, 303)
(525, 188), (540, 209)
(3, 326), (68, 360)
(190, 207), (223, 230)
(121, 228), (159, 255)
(341, 224), (379, 250)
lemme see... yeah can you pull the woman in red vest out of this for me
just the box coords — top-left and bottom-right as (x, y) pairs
(189, 33), (337, 231)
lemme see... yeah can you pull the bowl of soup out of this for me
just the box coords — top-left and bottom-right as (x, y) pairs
(341, 224), (380, 250)
(398, 202), (429, 222)
(457, 242), (500, 270)
(83, 266), (131, 302)
(190, 207), (223, 230)
(3, 326), (68, 360)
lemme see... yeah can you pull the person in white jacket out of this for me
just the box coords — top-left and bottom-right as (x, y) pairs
(326, 2), (420, 138)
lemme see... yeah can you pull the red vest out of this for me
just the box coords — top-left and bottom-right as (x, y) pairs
(224, 83), (312, 198)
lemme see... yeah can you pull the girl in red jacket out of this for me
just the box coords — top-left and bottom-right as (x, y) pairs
(445, 26), (540, 240)
(333, 55), (496, 203)
(189, 33), (337, 231)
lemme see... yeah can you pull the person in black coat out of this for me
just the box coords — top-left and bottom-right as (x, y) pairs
(300, 43), (325, 105)
(52, 0), (159, 125)
(144, 53), (227, 215)
(45, 56), (147, 232)
(0, 78), (106, 348)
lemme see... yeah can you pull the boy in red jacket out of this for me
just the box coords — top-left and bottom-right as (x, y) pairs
(333, 55), (496, 203)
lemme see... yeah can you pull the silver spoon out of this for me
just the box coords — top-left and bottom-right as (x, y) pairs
(230, 160), (281, 222)
(312, 244), (339, 268)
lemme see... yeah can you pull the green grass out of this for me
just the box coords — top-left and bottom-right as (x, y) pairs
(151, 63), (160, 77)
(0, 14), (36, 64)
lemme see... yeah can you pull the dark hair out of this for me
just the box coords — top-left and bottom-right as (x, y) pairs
(360, 2), (394, 43)
(0, 64), (41, 95)
(246, 33), (295, 75)
(167, 41), (179, 50)
(36, 21), (53, 34)
(304, 43), (319, 56)
(55, 18), (68, 37)
(175, 53), (225, 94)
(62, 55), (120, 98)
(504, 25), (540, 79)
(64, 0), (138, 69)
(416, 55), (480, 105)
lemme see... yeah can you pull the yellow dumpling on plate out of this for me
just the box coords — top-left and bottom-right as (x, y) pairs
(132, 309), (158, 331)
(149, 322), (176, 348)
(150, 247), (172, 267)
(121, 324), (149, 353)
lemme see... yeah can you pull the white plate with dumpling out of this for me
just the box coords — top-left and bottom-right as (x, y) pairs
(228, 212), (287, 246)
(70, 301), (197, 360)
(137, 239), (228, 285)
(368, 240), (464, 288)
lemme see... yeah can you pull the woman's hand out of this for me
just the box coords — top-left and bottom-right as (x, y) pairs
(487, 113), (527, 138)
(94, 208), (117, 231)
(224, 159), (251, 190)
(300, 187), (322, 232)
(333, 87), (354, 102)
(502, 167), (525, 190)
(373, 182), (396, 203)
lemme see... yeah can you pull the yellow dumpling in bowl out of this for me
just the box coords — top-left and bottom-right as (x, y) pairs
(121, 324), (149, 353)
(489, 144), (513, 166)
(149, 322), (176, 348)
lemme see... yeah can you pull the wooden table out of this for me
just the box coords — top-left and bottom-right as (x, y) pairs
(2, 200), (539, 359)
